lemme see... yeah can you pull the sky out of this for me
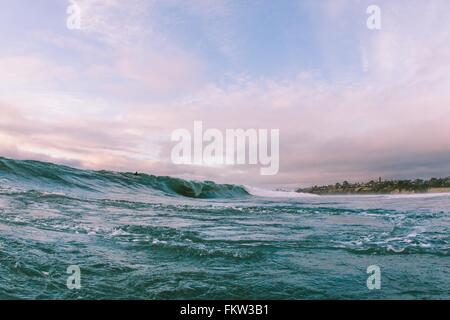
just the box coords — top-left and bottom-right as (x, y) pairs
(0, 0), (450, 187)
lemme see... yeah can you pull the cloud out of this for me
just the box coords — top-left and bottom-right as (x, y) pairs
(0, 55), (77, 87)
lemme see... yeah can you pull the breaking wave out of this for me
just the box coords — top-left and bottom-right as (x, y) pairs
(0, 157), (249, 199)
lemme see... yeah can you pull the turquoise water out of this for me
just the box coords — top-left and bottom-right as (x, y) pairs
(0, 157), (449, 299)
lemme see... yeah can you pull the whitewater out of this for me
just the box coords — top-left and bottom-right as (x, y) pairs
(0, 157), (448, 299)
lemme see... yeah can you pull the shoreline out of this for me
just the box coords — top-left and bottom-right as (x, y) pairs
(297, 178), (450, 195)
(303, 188), (450, 196)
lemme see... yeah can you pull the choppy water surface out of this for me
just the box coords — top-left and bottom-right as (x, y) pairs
(0, 157), (449, 299)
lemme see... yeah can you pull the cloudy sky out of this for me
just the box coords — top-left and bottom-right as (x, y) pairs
(1, 0), (449, 187)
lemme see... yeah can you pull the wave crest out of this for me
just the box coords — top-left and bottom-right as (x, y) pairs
(0, 157), (249, 199)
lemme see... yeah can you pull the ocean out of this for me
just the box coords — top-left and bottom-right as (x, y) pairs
(0, 157), (448, 299)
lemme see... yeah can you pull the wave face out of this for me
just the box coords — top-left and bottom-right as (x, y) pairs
(0, 157), (249, 199)
(0, 157), (449, 300)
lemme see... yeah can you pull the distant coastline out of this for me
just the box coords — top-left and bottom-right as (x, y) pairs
(297, 177), (450, 195)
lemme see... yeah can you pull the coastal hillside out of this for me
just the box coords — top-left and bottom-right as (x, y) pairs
(297, 177), (450, 195)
